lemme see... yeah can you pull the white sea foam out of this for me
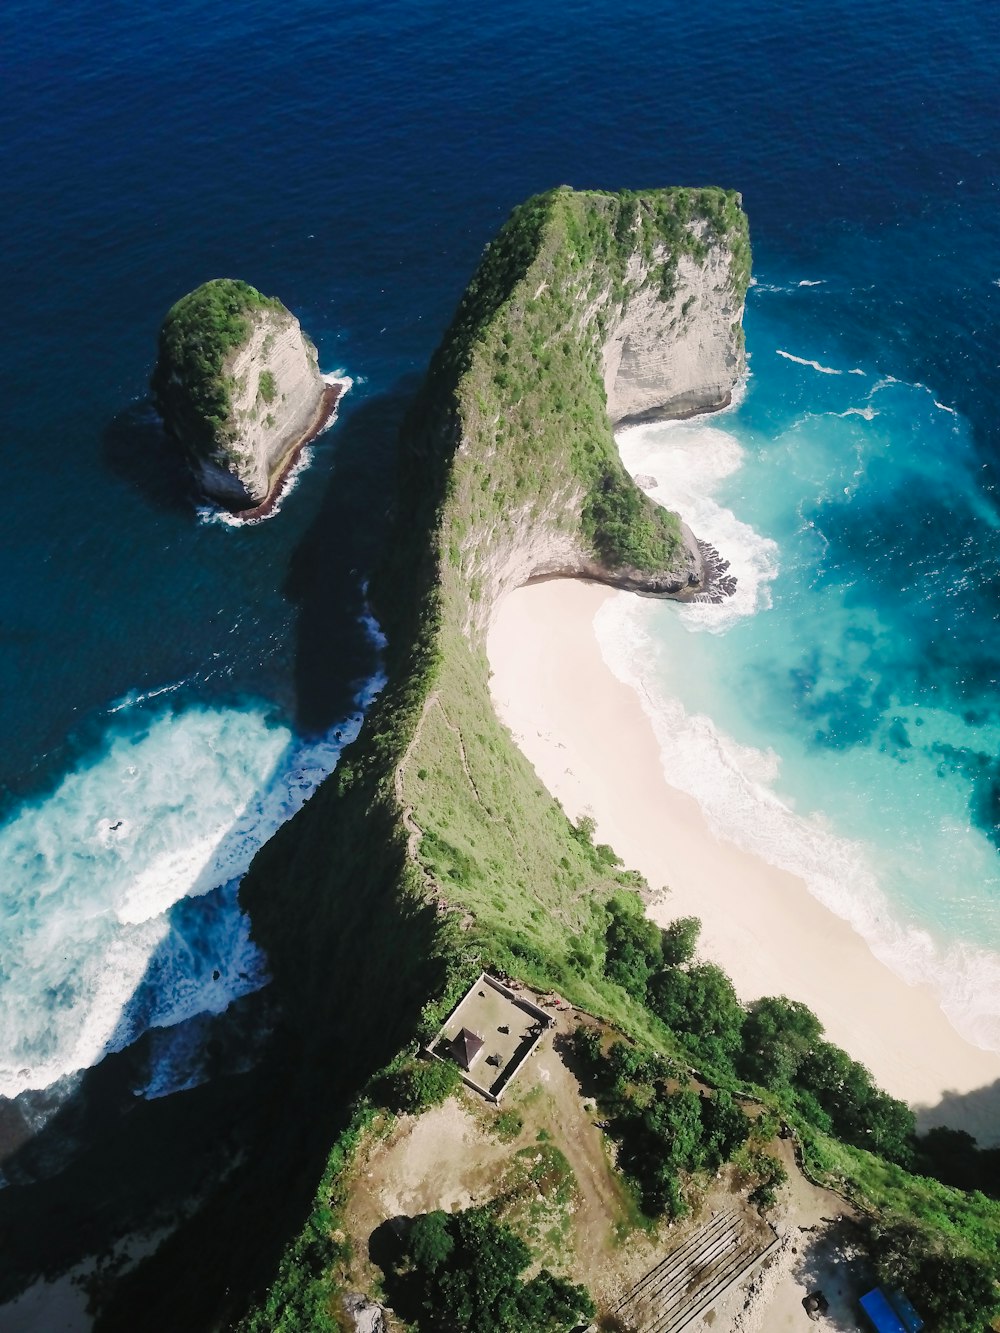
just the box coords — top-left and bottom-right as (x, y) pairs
(775, 349), (843, 375)
(797, 279), (826, 287)
(0, 596), (386, 1099)
(108, 679), (189, 714)
(616, 420), (779, 632)
(594, 596), (1000, 1053)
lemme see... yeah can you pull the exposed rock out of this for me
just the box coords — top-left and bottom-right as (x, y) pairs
(342, 1293), (388, 1333)
(603, 222), (745, 426)
(634, 473), (659, 490)
(422, 191), (749, 638)
(151, 278), (336, 510)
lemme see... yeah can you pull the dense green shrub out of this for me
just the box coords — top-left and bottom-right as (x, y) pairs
(258, 368), (277, 404)
(869, 1221), (1000, 1333)
(151, 278), (283, 455)
(604, 898), (663, 996)
(737, 996), (824, 1088)
(647, 961), (744, 1071)
(385, 1057), (461, 1113)
(401, 1209), (595, 1333)
(661, 915), (701, 967)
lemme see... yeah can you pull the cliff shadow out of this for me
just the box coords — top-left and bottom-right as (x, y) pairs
(101, 401), (198, 515)
(912, 1077), (1000, 1191)
(282, 376), (421, 735)
(0, 378), (441, 1326)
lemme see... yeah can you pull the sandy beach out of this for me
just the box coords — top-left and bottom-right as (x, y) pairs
(487, 578), (1000, 1145)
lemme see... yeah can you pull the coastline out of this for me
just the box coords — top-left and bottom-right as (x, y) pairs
(219, 376), (347, 525)
(487, 578), (1000, 1145)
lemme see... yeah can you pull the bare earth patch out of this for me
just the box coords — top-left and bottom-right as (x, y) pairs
(339, 1005), (870, 1332)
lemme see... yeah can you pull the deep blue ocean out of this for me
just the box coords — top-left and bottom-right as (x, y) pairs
(1, 0), (998, 1190)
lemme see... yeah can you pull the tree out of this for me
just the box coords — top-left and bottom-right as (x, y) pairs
(402, 1208), (594, 1333)
(661, 915), (701, 966)
(700, 1090), (751, 1169)
(647, 962), (743, 1070)
(738, 995), (822, 1088)
(386, 1057), (461, 1113)
(408, 1211), (454, 1272)
(869, 1222), (1000, 1333)
(604, 900), (663, 997)
(794, 1040), (915, 1164)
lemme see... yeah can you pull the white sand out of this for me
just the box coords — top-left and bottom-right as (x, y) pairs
(487, 579), (1000, 1145)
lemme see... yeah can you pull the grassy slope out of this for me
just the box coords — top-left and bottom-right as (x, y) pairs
(102, 189), (1000, 1331)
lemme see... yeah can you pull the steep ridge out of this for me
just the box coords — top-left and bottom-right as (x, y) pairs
(243, 185), (750, 1015)
(97, 187), (1000, 1333)
(386, 186), (749, 641)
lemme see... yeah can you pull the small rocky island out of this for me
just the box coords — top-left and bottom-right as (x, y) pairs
(151, 278), (342, 513)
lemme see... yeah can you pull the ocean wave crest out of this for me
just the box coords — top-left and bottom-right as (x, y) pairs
(595, 589), (1000, 1054)
(617, 420), (778, 632)
(0, 596), (385, 1099)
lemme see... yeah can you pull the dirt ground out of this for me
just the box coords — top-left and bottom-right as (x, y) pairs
(339, 1001), (871, 1333)
(691, 1140), (869, 1333)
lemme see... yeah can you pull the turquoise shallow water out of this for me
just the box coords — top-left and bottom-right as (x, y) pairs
(606, 246), (1000, 1051)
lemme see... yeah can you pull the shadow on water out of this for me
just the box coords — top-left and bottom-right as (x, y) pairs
(101, 403), (196, 516)
(282, 376), (421, 734)
(0, 743), (303, 1305)
(0, 380), (438, 1327)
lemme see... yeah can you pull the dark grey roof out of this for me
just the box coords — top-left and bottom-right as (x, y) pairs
(452, 1027), (484, 1070)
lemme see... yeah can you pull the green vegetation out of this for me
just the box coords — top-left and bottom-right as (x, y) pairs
(570, 1027), (752, 1218)
(392, 1208), (594, 1333)
(870, 1221), (1000, 1333)
(398, 184), (748, 581)
(151, 278), (284, 456)
(258, 368), (277, 404)
(493, 1109), (524, 1142)
(383, 1056), (461, 1113)
(111, 191), (1000, 1333)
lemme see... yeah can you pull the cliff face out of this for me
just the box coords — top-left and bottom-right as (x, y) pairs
(151, 278), (330, 509)
(393, 187), (749, 639)
(602, 230), (745, 425)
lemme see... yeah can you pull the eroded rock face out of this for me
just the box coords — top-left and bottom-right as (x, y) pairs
(602, 225), (745, 426)
(152, 279), (331, 510)
(191, 308), (328, 508)
(342, 1293), (388, 1333)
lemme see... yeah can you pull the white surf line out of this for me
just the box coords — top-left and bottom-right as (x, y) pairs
(775, 349), (843, 375)
(198, 372), (353, 528)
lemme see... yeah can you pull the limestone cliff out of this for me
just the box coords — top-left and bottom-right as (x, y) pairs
(151, 278), (333, 509)
(388, 186), (749, 640)
(602, 226), (745, 425)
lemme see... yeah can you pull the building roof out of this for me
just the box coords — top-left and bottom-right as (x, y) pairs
(860, 1288), (923, 1333)
(451, 1027), (485, 1070)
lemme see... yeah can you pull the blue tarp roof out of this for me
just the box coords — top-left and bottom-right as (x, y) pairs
(887, 1288), (924, 1332)
(860, 1289), (909, 1333)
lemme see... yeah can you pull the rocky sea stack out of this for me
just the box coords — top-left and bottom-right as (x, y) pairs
(151, 278), (339, 511)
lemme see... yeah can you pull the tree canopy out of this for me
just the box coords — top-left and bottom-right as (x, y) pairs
(402, 1209), (594, 1333)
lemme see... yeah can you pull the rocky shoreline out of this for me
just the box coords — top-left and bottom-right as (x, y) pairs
(690, 539), (738, 603)
(221, 379), (346, 523)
